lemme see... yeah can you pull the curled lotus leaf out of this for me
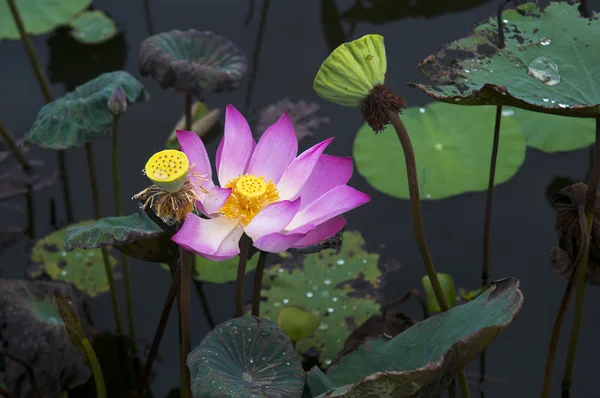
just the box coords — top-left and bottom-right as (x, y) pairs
(25, 71), (149, 149)
(138, 29), (247, 100)
(187, 316), (305, 398)
(411, 2), (600, 118)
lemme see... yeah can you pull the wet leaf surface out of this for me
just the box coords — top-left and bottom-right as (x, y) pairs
(69, 10), (119, 44)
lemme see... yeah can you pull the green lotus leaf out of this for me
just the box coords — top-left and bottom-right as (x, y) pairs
(313, 278), (523, 397)
(28, 221), (120, 297)
(278, 306), (322, 343)
(25, 71), (149, 149)
(64, 212), (177, 263)
(69, 10), (118, 44)
(421, 273), (457, 312)
(255, 231), (395, 365)
(411, 2), (600, 118)
(0, 0), (90, 40)
(187, 316), (305, 398)
(353, 103), (525, 200)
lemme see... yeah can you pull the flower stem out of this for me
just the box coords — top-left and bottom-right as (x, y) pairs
(482, 106), (502, 285)
(111, 115), (137, 354)
(135, 261), (181, 398)
(81, 338), (106, 398)
(6, 0), (73, 224)
(193, 279), (217, 329)
(0, 121), (31, 172)
(235, 235), (251, 317)
(185, 93), (193, 131)
(384, 108), (470, 398)
(0, 349), (41, 398)
(251, 251), (268, 316)
(85, 142), (123, 334)
(561, 117), (600, 391)
(179, 246), (192, 398)
(541, 272), (575, 398)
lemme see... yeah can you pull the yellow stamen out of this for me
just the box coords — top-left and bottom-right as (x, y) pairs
(219, 174), (279, 226)
(144, 149), (189, 193)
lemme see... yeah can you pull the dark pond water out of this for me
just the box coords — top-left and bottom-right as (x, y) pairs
(2, 0), (600, 396)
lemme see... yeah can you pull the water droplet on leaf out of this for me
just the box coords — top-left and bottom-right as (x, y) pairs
(527, 56), (560, 86)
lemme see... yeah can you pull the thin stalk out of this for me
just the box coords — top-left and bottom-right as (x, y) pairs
(482, 106), (502, 284)
(384, 109), (469, 398)
(561, 118), (600, 391)
(448, 379), (457, 398)
(541, 272), (576, 397)
(142, 0), (155, 36)
(0, 349), (41, 398)
(6, 0), (73, 223)
(179, 247), (192, 398)
(243, 0), (270, 113)
(112, 115), (137, 354)
(479, 350), (487, 397)
(235, 235), (252, 317)
(193, 279), (217, 329)
(251, 251), (268, 316)
(136, 262), (181, 398)
(85, 142), (123, 334)
(0, 121), (31, 172)
(81, 338), (106, 398)
(185, 93), (192, 131)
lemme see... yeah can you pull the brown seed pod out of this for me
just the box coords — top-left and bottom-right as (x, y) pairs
(550, 182), (600, 285)
(359, 84), (407, 133)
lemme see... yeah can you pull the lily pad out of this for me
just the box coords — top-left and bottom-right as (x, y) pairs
(503, 107), (594, 153)
(160, 252), (259, 283)
(28, 221), (120, 297)
(310, 278), (523, 397)
(421, 273), (457, 312)
(278, 307), (322, 343)
(411, 2), (600, 118)
(25, 71), (149, 149)
(187, 316), (305, 398)
(353, 103), (525, 200)
(0, 0), (90, 40)
(65, 212), (177, 263)
(69, 10), (118, 44)
(255, 231), (392, 365)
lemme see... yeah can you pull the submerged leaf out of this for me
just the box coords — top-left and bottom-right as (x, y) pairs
(412, 2), (600, 117)
(29, 221), (120, 297)
(318, 278), (523, 397)
(353, 103), (525, 200)
(25, 71), (149, 149)
(69, 10), (118, 44)
(256, 98), (330, 141)
(187, 316), (305, 398)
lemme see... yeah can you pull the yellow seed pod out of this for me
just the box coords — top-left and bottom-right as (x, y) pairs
(145, 150), (190, 193)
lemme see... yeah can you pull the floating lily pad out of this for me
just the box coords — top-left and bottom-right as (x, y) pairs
(278, 307), (322, 343)
(256, 231), (393, 365)
(0, 0), (90, 40)
(25, 71), (149, 149)
(411, 2), (600, 118)
(353, 103), (525, 200)
(308, 278), (523, 397)
(29, 221), (119, 297)
(69, 10), (118, 44)
(160, 252), (259, 283)
(138, 29), (247, 100)
(502, 107), (594, 153)
(187, 316), (305, 397)
(65, 212), (177, 263)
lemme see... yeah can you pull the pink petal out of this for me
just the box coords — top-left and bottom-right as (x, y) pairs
(217, 105), (256, 186)
(297, 155), (353, 211)
(252, 231), (305, 253)
(246, 113), (298, 184)
(207, 223), (245, 260)
(244, 199), (301, 240)
(176, 130), (214, 190)
(172, 214), (240, 256)
(287, 185), (371, 233)
(277, 138), (334, 200)
(291, 216), (346, 248)
(215, 137), (224, 173)
(201, 186), (232, 215)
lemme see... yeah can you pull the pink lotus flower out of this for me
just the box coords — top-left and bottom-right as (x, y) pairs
(172, 104), (370, 260)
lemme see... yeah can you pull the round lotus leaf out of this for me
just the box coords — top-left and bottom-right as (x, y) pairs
(277, 306), (321, 342)
(69, 10), (118, 44)
(412, 2), (600, 118)
(29, 221), (120, 297)
(187, 316), (305, 398)
(25, 71), (149, 149)
(353, 102), (525, 200)
(138, 29), (247, 100)
(0, 0), (90, 40)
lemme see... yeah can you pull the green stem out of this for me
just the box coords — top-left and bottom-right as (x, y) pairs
(6, 0), (73, 224)
(251, 251), (268, 316)
(85, 142), (123, 334)
(235, 235), (251, 317)
(179, 246), (192, 398)
(185, 93), (192, 131)
(561, 118), (600, 391)
(458, 371), (471, 398)
(0, 121), (31, 172)
(112, 116), (137, 353)
(81, 338), (106, 398)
